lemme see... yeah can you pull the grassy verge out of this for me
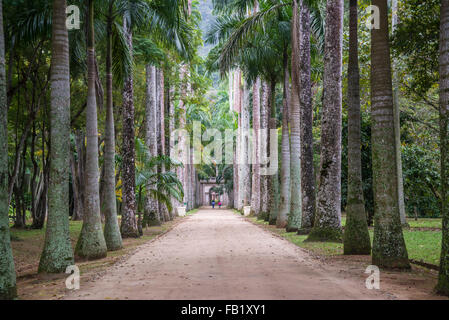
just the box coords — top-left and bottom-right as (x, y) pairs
(341, 216), (442, 229)
(246, 216), (441, 267)
(186, 208), (199, 215)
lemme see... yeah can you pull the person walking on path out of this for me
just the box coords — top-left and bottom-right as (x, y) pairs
(218, 201), (222, 208)
(212, 200), (215, 209)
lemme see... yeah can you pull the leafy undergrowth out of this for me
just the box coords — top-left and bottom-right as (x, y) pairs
(246, 216), (441, 268)
(10, 216), (185, 300)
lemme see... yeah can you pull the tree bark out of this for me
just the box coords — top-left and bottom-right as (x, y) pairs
(240, 82), (251, 209)
(437, 0), (449, 295)
(75, 0), (107, 259)
(391, 0), (407, 226)
(259, 81), (270, 219)
(288, 0), (302, 232)
(370, 0), (410, 268)
(268, 80), (279, 225)
(343, 0), (371, 255)
(0, 0), (17, 298)
(250, 77), (261, 216)
(299, 0), (315, 232)
(279, 50), (290, 229)
(307, 0), (343, 242)
(38, 0), (75, 273)
(103, 2), (123, 251)
(234, 69), (242, 210)
(178, 65), (188, 209)
(144, 65), (160, 226)
(168, 82), (178, 216)
(159, 69), (171, 221)
(120, 17), (139, 238)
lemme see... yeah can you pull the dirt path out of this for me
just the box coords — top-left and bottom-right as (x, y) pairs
(65, 209), (439, 300)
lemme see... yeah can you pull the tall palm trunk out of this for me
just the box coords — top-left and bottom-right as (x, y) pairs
(268, 80), (279, 225)
(240, 83), (251, 208)
(436, 0), (449, 295)
(159, 69), (170, 221)
(391, 0), (407, 226)
(233, 69), (241, 209)
(0, 0), (17, 298)
(370, 0), (409, 268)
(307, 0), (343, 242)
(259, 81), (270, 219)
(288, 0), (302, 232)
(279, 49), (291, 229)
(144, 65), (160, 225)
(250, 77), (261, 216)
(75, 0), (107, 259)
(168, 82), (178, 216)
(178, 65), (188, 208)
(299, 0), (315, 232)
(103, 0), (123, 251)
(120, 17), (139, 238)
(38, 0), (75, 273)
(343, 0), (371, 255)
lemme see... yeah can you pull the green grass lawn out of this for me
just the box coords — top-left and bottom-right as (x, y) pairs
(10, 220), (83, 241)
(248, 216), (442, 267)
(407, 218), (442, 229)
(341, 216), (442, 229)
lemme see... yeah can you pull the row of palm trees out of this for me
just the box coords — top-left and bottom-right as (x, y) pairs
(210, 0), (448, 295)
(0, 0), (193, 299)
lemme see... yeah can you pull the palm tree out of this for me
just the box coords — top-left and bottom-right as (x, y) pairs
(240, 83), (251, 209)
(287, 0), (302, 232)
(250, 77), (261, 216)
(307, 0), (343, 242)
(391, 0), (407, 226)
(436, 0), (449, 295)
(278, 47), (291, 229)
(299, 0), (315, 232)
(134, 138), (184, 227)
(0, 0), (17, 299)
(144, 64), (160, 224)
(75, 0), (108, 259)
(259, 80), (269, 219)
(343, 0), (371, 255)
(121, 10), (140, 237)
(103, 0), (123, 251)
(38, 0), (76, 272)
(267, 79), (279, 225)
(370, 0), (409, 269)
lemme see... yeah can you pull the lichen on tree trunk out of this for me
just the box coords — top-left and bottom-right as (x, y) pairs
(120, 17), (139, 238)
(343, 0), (371, 255)
(38, 0), (75, 273)
(299, 0), (315, 232)
(268, 80), (279, 226)
(437, 0), (449, 295)
(370, 0), (409, 269)
(0, 0), (17, 299)
(307, 0), (343, 243)
(259, 81), (270, 220)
